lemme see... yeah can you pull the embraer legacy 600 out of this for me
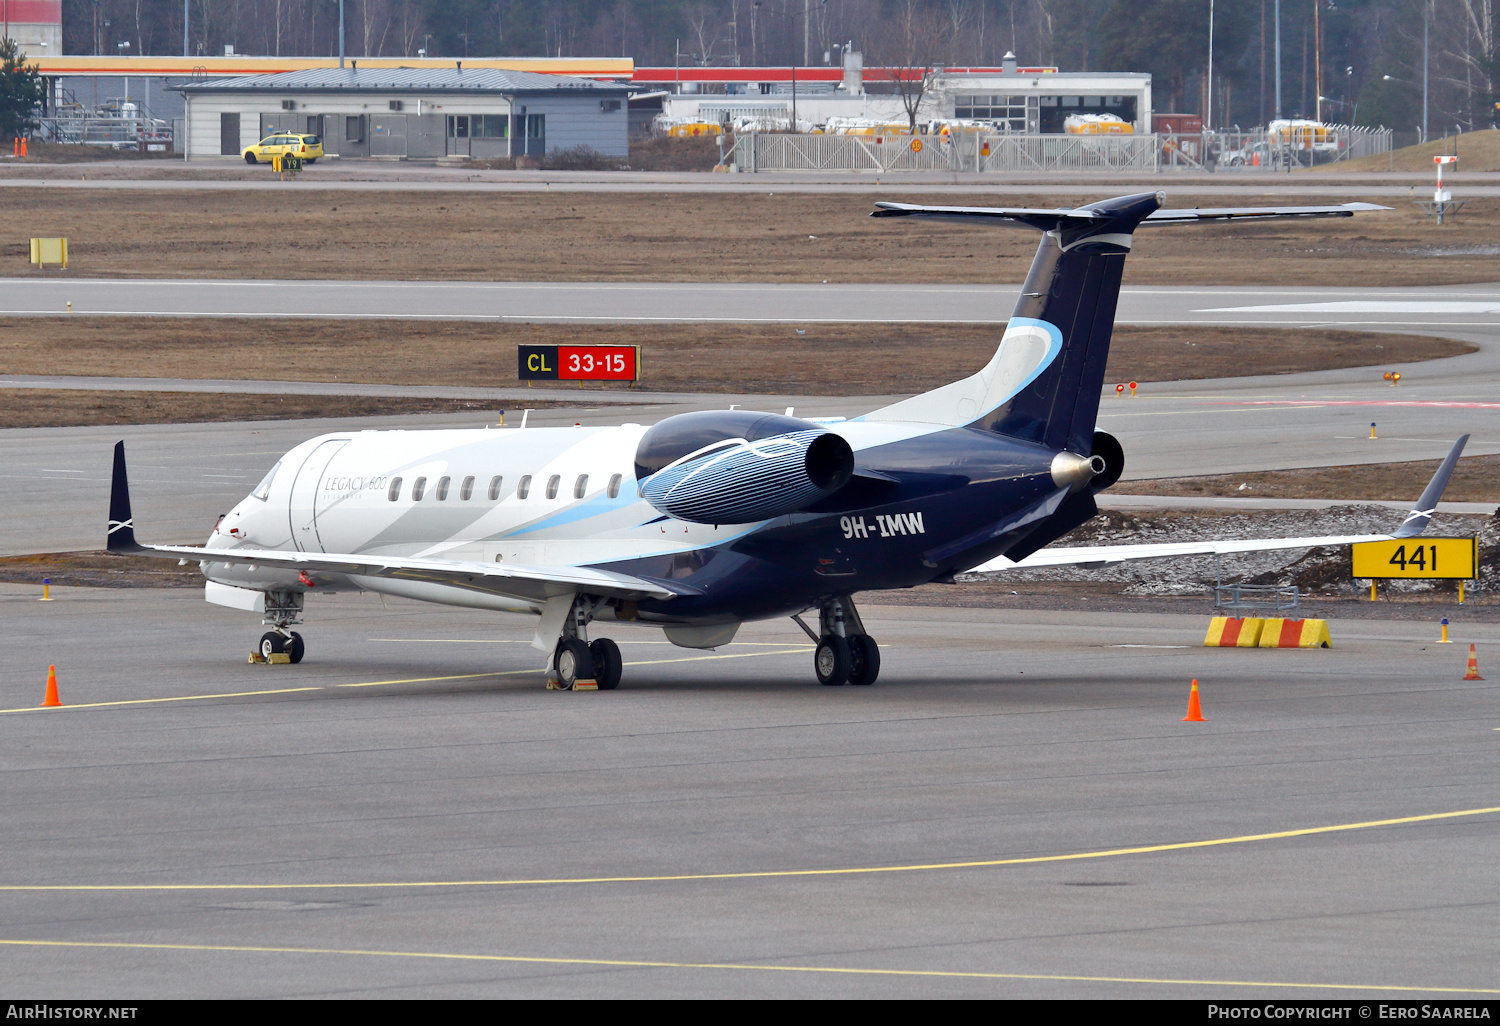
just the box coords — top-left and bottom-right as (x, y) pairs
(106, 191), (1468, 689)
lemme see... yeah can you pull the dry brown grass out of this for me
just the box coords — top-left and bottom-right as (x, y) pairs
(0, 390), (582, 429)
(0, 319), (1470, 405)
(3, 188), (1497, 286)
(1328, 128), (1500, 173)
(1129, 453), (1500, 503)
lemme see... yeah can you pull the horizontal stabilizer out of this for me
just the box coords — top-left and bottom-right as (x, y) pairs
(871, 199), (1388, 229)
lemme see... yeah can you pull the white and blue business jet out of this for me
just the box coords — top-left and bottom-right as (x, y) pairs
(106, 192), (1467, 689)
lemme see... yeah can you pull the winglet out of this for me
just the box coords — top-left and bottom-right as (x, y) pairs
(1395, 434), (1469, 538)
(107, 441), (141, 553)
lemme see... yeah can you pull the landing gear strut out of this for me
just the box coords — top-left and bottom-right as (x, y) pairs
(253, 591), (306, 663)
(797, 594), (879, 686)
(548, 595), (622, 691)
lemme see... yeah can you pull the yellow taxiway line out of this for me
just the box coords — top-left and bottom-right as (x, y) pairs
(0, 939), (1493, 994)
(0, 806), (1492, 893)
(0, 646), (813, 712)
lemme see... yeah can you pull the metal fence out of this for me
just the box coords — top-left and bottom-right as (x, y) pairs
(35, 116), (174, 151)
(732, 126), (1392, 173)
(1212, 583), (1300, 617)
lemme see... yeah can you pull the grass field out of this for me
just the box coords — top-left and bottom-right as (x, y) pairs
(4, 188), (1497, 286)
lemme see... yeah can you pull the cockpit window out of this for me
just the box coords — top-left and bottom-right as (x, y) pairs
(250, 461), (281, 501)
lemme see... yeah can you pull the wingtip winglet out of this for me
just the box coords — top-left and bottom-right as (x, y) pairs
(107, 440), (140, 553)
(1394, 434), (1470, 538)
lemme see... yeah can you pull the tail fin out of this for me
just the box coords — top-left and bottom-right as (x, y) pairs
(866, 193), (1387, 455)
(107, 441), (141, 553)
(1395, 433), (1469, 537)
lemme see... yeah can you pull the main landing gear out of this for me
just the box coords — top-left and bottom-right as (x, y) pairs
(549, 596), (622, 691)
(795, 594), (880, 687)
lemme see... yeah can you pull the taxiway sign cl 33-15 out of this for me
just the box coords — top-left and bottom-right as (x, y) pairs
(106, 191), (1466, 689)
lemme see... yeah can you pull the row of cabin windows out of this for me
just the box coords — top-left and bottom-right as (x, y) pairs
(387, 473), (624, 503)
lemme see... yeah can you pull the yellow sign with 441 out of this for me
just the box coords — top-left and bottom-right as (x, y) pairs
(1351, 538), (1477, 579)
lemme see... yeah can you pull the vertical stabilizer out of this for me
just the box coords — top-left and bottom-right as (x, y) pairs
(865, 192), (1162, 454)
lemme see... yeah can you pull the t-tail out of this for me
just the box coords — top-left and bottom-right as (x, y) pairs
(867, 192), (1387, 456)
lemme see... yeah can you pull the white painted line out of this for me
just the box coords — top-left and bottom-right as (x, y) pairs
(1201, 301), (1500, 314)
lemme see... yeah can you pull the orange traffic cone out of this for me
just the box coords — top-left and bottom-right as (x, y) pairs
(1182, 679), (1205, 721)
(1463, 644), (1484, 681)
(41, 665), (61, 707)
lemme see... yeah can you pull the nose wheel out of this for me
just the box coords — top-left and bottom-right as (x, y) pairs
(257, 631), (304, 664)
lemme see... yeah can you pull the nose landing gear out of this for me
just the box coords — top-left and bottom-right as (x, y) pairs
(249, 590), (306, 664)
(258, 630), (305, 664)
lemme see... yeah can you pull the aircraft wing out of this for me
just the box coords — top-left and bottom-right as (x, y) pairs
(979, 532), (1394, 572)
(967, 434), (1470, 575)
(104, 442), (684, 603)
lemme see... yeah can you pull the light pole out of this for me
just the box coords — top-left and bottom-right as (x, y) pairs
(1422, 0), (1429, 142)
(757, 0), (827, 131)
(183, 0), (188, 57)
(1206, 0), (1214, 130)
(1274, 0), (1281, 120)
(1383, 74), (1425, 142)
(338, 0), (345, 69)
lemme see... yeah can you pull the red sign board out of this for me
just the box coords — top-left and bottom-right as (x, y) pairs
(518, 345), (639, 381)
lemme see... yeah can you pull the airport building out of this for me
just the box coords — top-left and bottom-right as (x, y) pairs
(3, 0), (62, 57)
(641, 53), (1153, 133)
(174, 66), (631, 160)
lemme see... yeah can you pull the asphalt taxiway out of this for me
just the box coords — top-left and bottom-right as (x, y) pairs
(1, 585), (1495, 998)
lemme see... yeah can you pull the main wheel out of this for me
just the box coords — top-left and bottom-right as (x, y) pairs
(287, 632), (305, 664)
(554, 638), (594, 690)
(814, 636), (851, 686)
(244, 152), (257, 164)
(589, 638), (622, 691)
(258, 632), (285, 660)
(847, 634), (880, 686)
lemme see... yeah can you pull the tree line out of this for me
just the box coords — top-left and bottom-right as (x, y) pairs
(44, 1), (1500, 132)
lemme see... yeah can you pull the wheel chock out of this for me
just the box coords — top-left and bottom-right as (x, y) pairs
(574, 679), (599, 691)
(248, 651), (265, 664)
(268, 652), (292, 664)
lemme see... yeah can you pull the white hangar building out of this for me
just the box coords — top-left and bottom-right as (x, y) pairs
(176, 66), (630, 160)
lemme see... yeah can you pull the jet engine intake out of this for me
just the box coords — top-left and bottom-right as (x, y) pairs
(637, 412), (854, 524)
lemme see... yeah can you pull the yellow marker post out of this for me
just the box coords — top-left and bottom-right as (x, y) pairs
(1440, 618), (1451, 643)
(1370, 422), (1377, 439)
(1459, 580), (1466, 604)
(39, 577), (51, 602)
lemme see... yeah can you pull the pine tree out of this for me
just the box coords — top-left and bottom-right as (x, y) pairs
(0, 38), (45, 141)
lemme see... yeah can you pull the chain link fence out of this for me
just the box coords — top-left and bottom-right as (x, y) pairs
(731, 126), (1392, 173)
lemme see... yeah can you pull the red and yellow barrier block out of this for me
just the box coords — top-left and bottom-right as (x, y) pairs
(1205, 616), (1332, 648)
(1204, 617), (1264, 647)
(1259, 618), (1332, 648)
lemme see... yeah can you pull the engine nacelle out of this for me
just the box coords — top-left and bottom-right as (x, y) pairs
(635, 410), (855, 524)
